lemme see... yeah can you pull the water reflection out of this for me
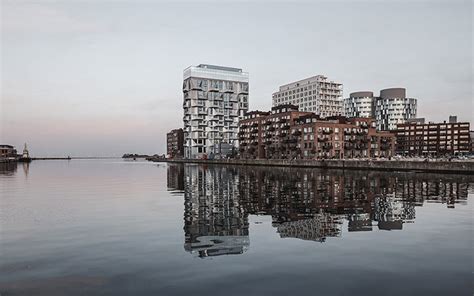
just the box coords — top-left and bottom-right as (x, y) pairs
(168, 164), (472, 255)
(183, 166), (249, 257)
(0, 162), (18, 176)
(0, 161), (30, 177)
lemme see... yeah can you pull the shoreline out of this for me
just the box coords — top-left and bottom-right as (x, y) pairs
(150, 158), (474, 174)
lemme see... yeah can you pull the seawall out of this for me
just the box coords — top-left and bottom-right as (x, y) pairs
(151, 158), (474, 174)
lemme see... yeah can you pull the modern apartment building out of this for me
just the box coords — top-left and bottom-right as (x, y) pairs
(239, 105), (395, 160)
(272, 75), (343, 117)
(395, 118), (471, 156)
(344, 88), (417, 131)
(344, 91), (375, 118)
(374, 88), (417, 131)
(182, 64), (249, 159)
(239, 105), (311, 159)
(166, 128), (184, 158)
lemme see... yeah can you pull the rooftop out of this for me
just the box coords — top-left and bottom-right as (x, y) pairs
(197, 64), (242, 73)
(183, 64), (249, 82)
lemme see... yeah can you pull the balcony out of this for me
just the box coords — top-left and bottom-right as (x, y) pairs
(322, 129), (333, 134)
(239, 85), (249, 95)
(224, 86), (234, 93)
(322, 144), (333, 150)
(292, 131), (302, 136)
(318, 136), (329, 142)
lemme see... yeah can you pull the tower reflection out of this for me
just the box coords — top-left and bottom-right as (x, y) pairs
(182, 165), (249, 257)
(167, 164), (472, 256)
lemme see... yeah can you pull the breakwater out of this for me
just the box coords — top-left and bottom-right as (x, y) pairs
(152, 158), (474, 174)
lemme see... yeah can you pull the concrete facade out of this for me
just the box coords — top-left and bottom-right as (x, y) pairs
(182, 64), (249, 159)
(375, 88), (417, 131)
(272, 75), (343, 117)
(344, 91), (375, 118)
(344, 88), (417, 131)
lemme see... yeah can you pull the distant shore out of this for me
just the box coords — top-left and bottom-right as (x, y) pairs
(31, 157), (120, 160)
(150, 158), (474, 174)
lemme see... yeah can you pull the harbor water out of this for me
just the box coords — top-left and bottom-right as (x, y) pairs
(1, 159), (473, 295)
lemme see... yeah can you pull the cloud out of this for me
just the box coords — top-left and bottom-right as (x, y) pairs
(1, 2), (103, 34)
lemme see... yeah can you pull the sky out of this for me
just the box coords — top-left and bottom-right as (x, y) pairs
(1, 0), (472, 157)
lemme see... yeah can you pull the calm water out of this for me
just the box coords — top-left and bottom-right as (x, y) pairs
(1, 160), (473, 296)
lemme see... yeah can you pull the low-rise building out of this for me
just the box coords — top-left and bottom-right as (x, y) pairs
(470, 131), (474, 153)
(167, 128), (184, 158)
(395, 119), (471, 156)
(239, 106), (395, 159)
(239, 105), (311, 159)
(0, 145), (17, 159)
(293, 116), (395, 159)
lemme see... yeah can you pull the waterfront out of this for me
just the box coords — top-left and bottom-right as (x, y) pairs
(1, 159), (473, 295)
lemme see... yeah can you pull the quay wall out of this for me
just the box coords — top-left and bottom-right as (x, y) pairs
(153, 159), (474, 174)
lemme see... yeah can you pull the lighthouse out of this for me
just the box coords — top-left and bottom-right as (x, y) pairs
(18, 143), (32, 162)
(22, 143), (30, 158)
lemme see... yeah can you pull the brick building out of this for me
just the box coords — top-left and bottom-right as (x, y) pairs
(0, 145), (17, 159)
(239, 105), (311, 159)
(167, 128), (184, 158)
(395, 119), (471, 156)
(239, 105), (395, 159)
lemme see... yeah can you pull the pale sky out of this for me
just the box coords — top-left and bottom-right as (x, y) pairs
(1, 0), (472, 157)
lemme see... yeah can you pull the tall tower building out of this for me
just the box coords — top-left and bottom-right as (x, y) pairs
(182, 64), (249, 159)
(344, 91), (375, 118)
(374, 88), (417, 131)
(345, 88), (418, 131)
(272, 75), (343, 117)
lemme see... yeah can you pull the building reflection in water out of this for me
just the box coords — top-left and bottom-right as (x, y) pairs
(167, 164), (184, 192)
(0, 162), (18, 176)
(167, 164), (472, 256)
(183, 165), (249, 257)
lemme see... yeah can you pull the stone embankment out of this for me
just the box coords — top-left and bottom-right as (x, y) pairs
(150, 158), (474, 174)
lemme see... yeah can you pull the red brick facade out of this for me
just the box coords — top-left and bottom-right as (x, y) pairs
(239, 105), (395, 159)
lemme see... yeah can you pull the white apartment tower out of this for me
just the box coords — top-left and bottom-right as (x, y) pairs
(344, 88), (418, 131)
(272, 75), (343, 117)
(374, 88), (417, 131)
(182, 64), (249, 159)
(344, 91), (375, 118)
